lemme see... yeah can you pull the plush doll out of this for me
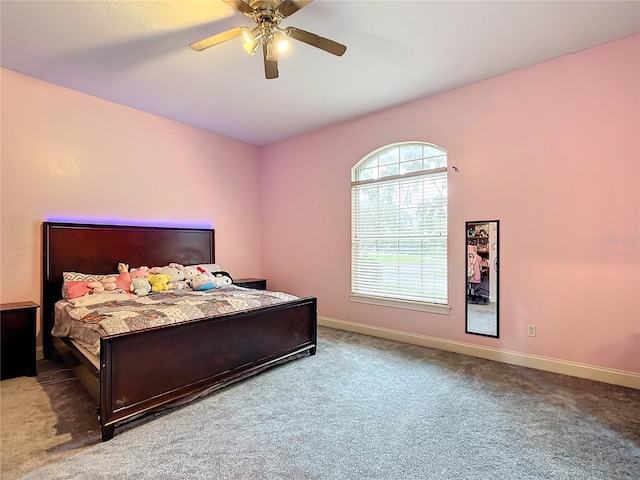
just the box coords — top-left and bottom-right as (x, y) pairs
(130, 277), (152, 296)
(150, 265), (185, 283)
(130, 266), (150, 279)
(191, 272), (215, 291)
(168, 280), (189, 290)
(87, 277), (117, 293)
(118, 263), (129, 274)
(148, 274), (170, 292)
(150, 263), (183, 274)
(211, 272), (232, 287)
(183, 266), (200, 287)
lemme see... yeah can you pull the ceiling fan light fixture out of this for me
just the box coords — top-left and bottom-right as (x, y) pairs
(242, 27), (260, 55)
(243, 38), (260, 55)
(273, 31), (289, 53)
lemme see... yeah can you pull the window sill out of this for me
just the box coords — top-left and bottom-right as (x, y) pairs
(349, 294), (451, 315)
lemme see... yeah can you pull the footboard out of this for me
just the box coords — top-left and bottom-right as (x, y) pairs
(99, 297), (317, 441)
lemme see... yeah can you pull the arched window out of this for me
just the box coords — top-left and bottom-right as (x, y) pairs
(351, 142), (449, 313)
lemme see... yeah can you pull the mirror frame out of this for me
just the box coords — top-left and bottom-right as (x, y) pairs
(465, 220), (499, 338)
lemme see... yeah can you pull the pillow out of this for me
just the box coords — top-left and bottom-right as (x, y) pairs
(64, 281), (94, 300)
(62, 271), (116, 282)
(62, 272), (116, 300)
(62, 271), (131, 300)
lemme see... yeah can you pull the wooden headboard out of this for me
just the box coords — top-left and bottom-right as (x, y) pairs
(42, 222), (215, 358)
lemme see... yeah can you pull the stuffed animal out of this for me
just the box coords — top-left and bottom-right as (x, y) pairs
(149, 263), (184, 273)
(211, 272), (232, 287)
(183, 266), (200, 287)
(191, 272), (215, 291)
(87, 277), (117, 293)
(118, 263), (129, 274)
(150, 265), (185, 283)
(130, 266), (150, 279)
(168, 280), (189, 290)
(148, 274), (170, 292)
(130, 277), (152, 296)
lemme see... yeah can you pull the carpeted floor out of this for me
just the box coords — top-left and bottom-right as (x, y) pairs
(1, 326), (639, 479)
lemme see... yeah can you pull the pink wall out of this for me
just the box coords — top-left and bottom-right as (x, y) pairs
(2, 35), (638, 372)
(1, 68), (263, 342)
(259, 34), (640, 373)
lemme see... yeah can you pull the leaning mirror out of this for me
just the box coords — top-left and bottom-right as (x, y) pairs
(466, 220), (499, 337)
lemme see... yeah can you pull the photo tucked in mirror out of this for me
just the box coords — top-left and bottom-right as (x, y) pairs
(466, 220), (499, 337)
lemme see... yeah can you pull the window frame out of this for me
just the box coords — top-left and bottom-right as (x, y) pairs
(350, 142), (450, 315)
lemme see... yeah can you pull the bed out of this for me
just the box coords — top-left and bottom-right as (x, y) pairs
(42, 221), (317, 441)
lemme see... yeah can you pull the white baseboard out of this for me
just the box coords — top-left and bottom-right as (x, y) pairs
(36, 346), (44, 361)
(318, 316), (640, 390)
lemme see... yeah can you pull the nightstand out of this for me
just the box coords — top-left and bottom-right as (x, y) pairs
(233, 278), (267, 290)
(1, 301), (39, 380)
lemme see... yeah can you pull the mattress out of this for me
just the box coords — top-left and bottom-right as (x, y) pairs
(53, 285), (299, 355)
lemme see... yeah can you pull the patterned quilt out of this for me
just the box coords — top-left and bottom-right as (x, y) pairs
(62, 286), (299, 336)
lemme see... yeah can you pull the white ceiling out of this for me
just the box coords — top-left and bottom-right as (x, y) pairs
(1, 1), (639, 146)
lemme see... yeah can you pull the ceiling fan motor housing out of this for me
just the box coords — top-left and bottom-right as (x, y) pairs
(250, 1), (282, 23)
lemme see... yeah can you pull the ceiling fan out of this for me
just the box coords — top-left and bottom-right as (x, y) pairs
(189, 0), (347, 79)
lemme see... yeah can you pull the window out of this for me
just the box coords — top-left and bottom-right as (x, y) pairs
(351, 142), (449, 314)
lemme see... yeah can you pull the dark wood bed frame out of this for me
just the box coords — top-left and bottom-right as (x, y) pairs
(42, 222), (317, 441)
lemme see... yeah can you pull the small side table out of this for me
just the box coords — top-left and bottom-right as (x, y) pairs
(1, 301), (39, 380)
(233, 278), (267, 290)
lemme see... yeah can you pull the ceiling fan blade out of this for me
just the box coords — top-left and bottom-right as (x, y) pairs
(223, 0), (255, 16)
(189, 27), (245, 51)
(263, 42), (279, 79)
(285, 27), (347, 56)
(276, 0), (313, 18)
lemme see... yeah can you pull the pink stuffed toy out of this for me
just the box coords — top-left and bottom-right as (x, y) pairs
(130, 266), (150, 279)
(87, 277), (117, 293)
(87, 272), (131, 294)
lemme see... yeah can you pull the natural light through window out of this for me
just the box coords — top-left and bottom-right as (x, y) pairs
(350, 142), (450, 314)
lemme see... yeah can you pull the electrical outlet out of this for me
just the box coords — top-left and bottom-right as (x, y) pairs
(528, 325), (536, 337)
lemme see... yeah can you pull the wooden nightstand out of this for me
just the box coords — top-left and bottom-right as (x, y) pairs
(233, 278), (267, 290)
(1, 301), (39, 380)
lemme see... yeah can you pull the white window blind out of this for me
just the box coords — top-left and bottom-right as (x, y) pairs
(351, 143), (448, 307)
